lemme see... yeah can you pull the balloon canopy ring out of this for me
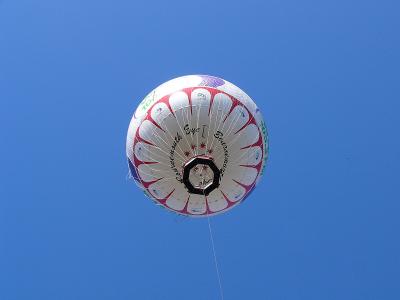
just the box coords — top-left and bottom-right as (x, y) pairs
(182, 156), (221, 196)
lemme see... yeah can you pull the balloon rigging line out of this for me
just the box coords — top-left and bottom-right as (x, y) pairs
(187, 102), (196, 155)
(132, 136), (186, 185)
(135, 129), (184, 162)
(133, 145), (183, 169)
(208, 103), (244, 170)
(207, 215), (225, 300)
(209, 102), (243, 153)
(195, 103), (200, 156)
(132, 138), (185, 175)
(159, 107), (194, 162)
(207, 99), (230, 154)
(213, 112), (257, 164)
(206, 95), (224, 157)
(222, 104), (248, 142)
(149, 121), (187, 162)
(194, 98), (207, 156)
(153, 124), (185, 161)
(208, 98), (231, 153)
(176, 105), (197, 155)
(204, 95), (217, 156)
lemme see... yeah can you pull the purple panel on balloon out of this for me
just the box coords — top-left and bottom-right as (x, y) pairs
(199, 75), (225, 87)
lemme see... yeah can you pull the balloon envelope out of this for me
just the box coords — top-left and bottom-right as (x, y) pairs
(126, 75), (268, 217)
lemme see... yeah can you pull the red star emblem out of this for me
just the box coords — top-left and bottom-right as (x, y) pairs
(200, 142), (206, 149)
(207, 149), (213, 154)
(184, 151), (191, 157)
(191, 144), (196, 150)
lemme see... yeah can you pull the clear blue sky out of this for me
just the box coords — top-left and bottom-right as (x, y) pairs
(1, 0), (399, 299)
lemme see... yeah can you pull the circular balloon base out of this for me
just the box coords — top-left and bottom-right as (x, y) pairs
(182, 156), (221, 196)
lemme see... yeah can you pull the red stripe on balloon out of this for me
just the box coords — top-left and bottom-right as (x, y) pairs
(222, 97), (238, 123)
(135, 132), (156, 147)
(141, 177), (164, 189)
(240, 132), (263, 150)
(144, 114), (166, 133)
(153, 188), (175, 205)
(182, 88), (194, 116)
(157, 95), (176, 118)
(234, 115), (257, 135)
(239, 161), (263, 173)
(140, 161), (158, 165)
(180, 195), (191, 214)
(220, 191), (240, 208)
(232, 179), (254, 193)
(207, 89), (219, 116)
